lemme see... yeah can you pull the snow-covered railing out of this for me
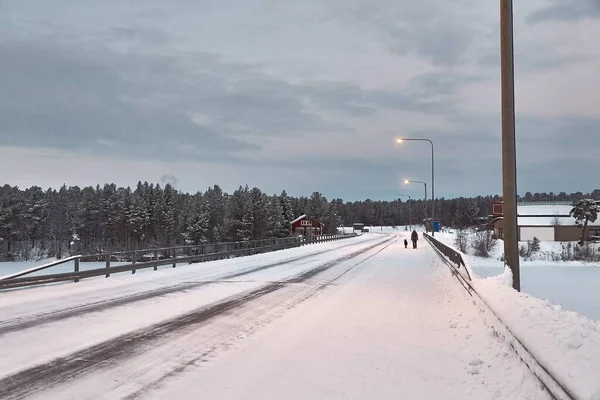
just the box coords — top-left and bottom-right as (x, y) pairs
(423, 233), (587, 400)
(423, 233), (472, 281)
(0, 255), (82, 282)
(0, 234), (357, 290)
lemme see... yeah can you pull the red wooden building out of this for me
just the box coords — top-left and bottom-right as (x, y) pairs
(291, 215), (324, 237)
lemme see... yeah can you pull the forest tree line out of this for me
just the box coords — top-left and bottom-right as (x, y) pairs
(0, 182), (598, 260)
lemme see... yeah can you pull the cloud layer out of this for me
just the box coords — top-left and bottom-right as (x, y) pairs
(0, 0), (598, 200)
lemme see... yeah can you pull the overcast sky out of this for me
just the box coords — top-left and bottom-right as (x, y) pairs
(1, 0), (599, 201)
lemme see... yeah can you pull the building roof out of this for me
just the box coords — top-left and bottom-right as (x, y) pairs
(517, 205), (573, 216)
(518, 216), (600, 227)
(515, 205), (599, 226)
(290, 214), (307, 224)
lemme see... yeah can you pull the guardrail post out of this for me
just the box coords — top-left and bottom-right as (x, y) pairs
(105, 255), (111, 278)
(132, 251), (136, 274)
(74, 258), (80, 282)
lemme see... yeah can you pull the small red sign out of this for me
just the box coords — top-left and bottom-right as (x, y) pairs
(492, 203), (503, 215)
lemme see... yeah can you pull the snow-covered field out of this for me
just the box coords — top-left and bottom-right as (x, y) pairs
(433, 230), (600, 321)
(2, 231), (591, 399)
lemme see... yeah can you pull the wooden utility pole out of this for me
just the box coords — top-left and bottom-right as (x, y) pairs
(500, 0), (520, 291)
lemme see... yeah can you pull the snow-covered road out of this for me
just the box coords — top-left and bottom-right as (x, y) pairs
(0, 233), (550, 399)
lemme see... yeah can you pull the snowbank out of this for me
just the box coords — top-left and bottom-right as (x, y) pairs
(476, 276), (600, 400)
(434, 232), (600, 399)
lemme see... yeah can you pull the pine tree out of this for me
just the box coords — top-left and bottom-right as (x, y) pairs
(249, 187), (268, 240)
(323, 203), (342, 234)
(239, 196), (254, 242)
(454, 199), (480, 228)
(307, 192), (329, 222)
(279, 190), (294, 235)
(205, 185), (226, 243)
(225, 185), (249, 241)
(183, 193), (209, 246)
(267, 194), (285, 238)
(156, 183), (177, 247)
(570, 199), (599, 244)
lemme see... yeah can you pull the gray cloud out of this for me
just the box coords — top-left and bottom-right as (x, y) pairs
(479, 46), (594, 74)
(0, 32), (460, 163)
(109, 27), (170, 45)
(528, 1), (600, 23)
(0, 40), (261, 162)
(0, 0), (598, 201)
(323, 0), (477, 66)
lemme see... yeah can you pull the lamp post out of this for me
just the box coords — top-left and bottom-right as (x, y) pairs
(398, 194), (412, 230)
(396, 138), (435, 236)
(500, 0), (520, 291)
(404, 180), (427, 231)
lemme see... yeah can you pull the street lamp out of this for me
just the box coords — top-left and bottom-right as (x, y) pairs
(398, 194), (412, 230)
(396, 138), (435, 236)
(405, 180), (427, 231)
(500, 0), (520, 291)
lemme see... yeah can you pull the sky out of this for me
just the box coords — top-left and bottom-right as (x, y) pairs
(0, 0), (599, 201)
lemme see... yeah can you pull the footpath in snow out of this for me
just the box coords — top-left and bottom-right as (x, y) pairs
(433, 231), (600, 400)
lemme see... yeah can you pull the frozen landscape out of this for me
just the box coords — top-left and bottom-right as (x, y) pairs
(1, 231), (599, 400)
(433, 229), (600, 321)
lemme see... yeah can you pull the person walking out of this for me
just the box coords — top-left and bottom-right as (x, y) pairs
(411, 230), (419, 249)
(404, 238), (408, 248)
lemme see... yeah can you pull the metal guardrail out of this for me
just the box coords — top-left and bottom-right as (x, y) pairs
(422, 233), (471, 281)
(0, 234), (357, 290)
(423, 232), (578, 400)
(0, 255), (82, 282)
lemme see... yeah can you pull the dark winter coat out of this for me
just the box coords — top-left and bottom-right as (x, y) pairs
(411, 231), (418, 241)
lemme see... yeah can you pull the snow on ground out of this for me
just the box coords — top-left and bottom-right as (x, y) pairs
(132, 235), (548, 400)
(476, 272), (600, 400)
(434, 230), (600, 320)
(0, 235), (384, 378)
(432, 230), (600, 400)
(0, 231), (554, 399)
(0, 236), (372, 308)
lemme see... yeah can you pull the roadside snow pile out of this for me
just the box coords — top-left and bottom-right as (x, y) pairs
(433, 240), (600, 399)
(476, 276), (600, 400)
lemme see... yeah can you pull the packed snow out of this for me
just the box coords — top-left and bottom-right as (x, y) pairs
(431, 230), (600, 400)
(0, 232), (556, 399)
(138, 237), (549, 400)
(476, 272), (600, 400)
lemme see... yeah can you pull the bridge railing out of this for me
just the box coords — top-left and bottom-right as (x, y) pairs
(0, 233), (357, 290)
(423, 233), (472, 281)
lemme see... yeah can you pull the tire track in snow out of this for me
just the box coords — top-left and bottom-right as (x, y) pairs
(0, 236), (380, 337)
(0, 237), (394, 400)
(122, 238), (399, 400)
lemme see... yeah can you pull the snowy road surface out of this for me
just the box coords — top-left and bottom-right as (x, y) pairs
(0, 233), (550, 399)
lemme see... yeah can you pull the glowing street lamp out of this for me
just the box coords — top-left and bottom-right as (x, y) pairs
(396, 138), (435, 236)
